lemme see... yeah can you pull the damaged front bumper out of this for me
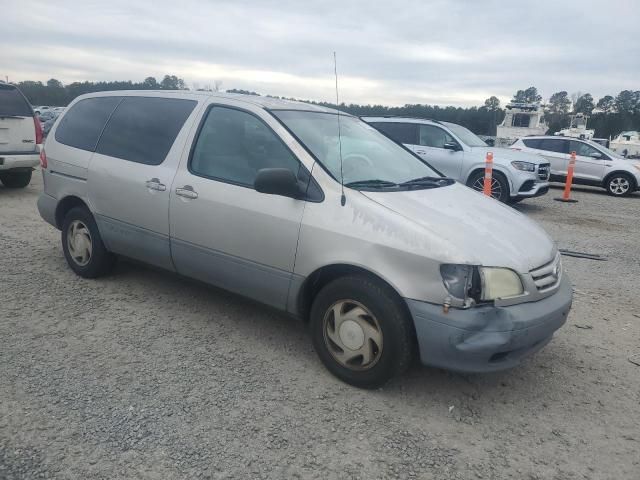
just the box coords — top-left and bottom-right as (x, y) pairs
(406, 274), (572, 372)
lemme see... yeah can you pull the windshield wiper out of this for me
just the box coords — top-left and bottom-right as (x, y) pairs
(344, 179), (398, 189)
(400, 176), (448, 187)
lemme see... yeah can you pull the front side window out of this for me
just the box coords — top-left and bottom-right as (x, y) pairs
(539, 139), (568, 154)
(55, 96), (122, 151)
(570, 140), (607, 159)
(371, 122), (418, 145)
(418, 125), (456, 149)
(273, 110), (441, 186)
(96, 96), (197, 165)
(443, 123), (487, 147)
(190, 106), (301, 187)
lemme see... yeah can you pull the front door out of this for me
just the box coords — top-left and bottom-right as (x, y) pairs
(169, 104), (306, 310)
(569, 140), (606, 183)
(411, 124), (464, 179)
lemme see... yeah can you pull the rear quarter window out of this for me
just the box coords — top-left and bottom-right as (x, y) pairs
(96, 97), (197, 165)
(369, 122), (418, 145)
(0, 84), (32, 117)
(522, 138), (542, 149)
(55, 96), (122, 151)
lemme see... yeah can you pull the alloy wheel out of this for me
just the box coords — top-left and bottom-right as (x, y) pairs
(609, 177), (630, 195)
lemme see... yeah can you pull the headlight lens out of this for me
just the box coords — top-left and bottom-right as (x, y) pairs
(440, 264), (524, 305)
(479, 267), (524, 300)
(511, 161), (536, 172)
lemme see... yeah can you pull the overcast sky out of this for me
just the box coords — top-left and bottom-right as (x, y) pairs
(2, 0), (639, 107)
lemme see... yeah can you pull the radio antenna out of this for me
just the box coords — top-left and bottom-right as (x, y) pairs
(334, 52), (346, 206)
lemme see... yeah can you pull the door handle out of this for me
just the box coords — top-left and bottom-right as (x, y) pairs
(175, 186), (198, 199)
(146, 178), (166, 191)
(416, 150), (427, 155)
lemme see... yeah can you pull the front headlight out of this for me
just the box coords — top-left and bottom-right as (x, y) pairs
(511, 161), (536, 172)
(479, 267), (524, 300)
(440, 264), (523, 306)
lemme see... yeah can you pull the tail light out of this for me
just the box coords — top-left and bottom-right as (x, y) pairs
(34, 116), (44, 145)
(39, 148), (47, 169)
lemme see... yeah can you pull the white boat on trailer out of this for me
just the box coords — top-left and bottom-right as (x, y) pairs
(609, 131), (640, 159)
(495, 102), (546, 147)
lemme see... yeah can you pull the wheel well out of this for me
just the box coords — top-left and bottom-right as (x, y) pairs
(55, 196), (88, 229)
(297, 264), (404, 321)
(603, 171), (637, 189)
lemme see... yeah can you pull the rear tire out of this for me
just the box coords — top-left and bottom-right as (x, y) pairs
(466, 170), (510, 203)
(605, 173), (634, 197)
(310, 275), (414, 389)
(0, 170), (32, 188)
(61, 206), (116, 278)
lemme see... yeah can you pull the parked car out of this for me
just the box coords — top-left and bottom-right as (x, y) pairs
(510, 135), (640, 197)
(0, 83), (42, 188)
(38, 91), (572, 388)
(362, 116), (550, 203)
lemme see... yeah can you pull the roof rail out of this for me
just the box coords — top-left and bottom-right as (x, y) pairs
(360, 115), (442, 124)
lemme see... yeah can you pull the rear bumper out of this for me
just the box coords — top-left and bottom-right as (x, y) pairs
(406, 274), (572, 373)
(0, 152), (39, 171)
(38, 192), (58, 228)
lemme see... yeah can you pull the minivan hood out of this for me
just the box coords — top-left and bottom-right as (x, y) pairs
(360, 183), (555, 273)
(471, 146), (546, 165)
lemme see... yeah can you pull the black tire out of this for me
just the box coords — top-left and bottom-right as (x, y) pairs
(466, 170), (510, 203)
(61, 206), (116, 278)
(0, 170), (32, 188)
(310, 275), (414, 389)
(604, 172), (635, 197)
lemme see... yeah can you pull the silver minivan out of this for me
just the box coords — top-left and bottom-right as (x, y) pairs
(38, 91), (572, 388)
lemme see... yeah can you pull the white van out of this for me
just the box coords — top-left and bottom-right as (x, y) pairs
(38, 91), (572, 388)
(0, 83), (42, 188)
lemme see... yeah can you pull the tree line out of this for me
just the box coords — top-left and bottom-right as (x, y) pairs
(12, 76), (640, 139)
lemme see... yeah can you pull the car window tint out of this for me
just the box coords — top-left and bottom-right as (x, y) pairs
(0, 84), (32, 116)
(522, 138), (542, 149)
(96, 97), (197, 165)
(190, 106), (300, 187)
(55, 97), (122, 151)
(539, 139), (568, 154)
(419, 125), (455, 148)
(570, 140), (606, 159)
(370, 122), (418, 145)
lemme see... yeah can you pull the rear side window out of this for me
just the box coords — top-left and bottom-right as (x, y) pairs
(539, 139), (568, 154)
(0, 84), (32, 116)
(522, 138), (542, 149)
(96, 97), (197, 165)
(370, 122), (418, 145)
(55, 97), (122, 151)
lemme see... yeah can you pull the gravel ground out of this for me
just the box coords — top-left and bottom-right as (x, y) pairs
(1, 172), (639, 479)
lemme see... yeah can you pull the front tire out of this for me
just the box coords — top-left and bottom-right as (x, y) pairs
(605, 173), (634, 197)
(310, 275), (415, 389)
(467, 170), (510, 203)
(0, 170), (32, 188)
(61, 206), (116, 278)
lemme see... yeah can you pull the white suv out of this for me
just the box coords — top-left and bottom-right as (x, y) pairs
(362, 117), (550, 203)
(510, 136), (640, 197)
(0, 83), (42, 188)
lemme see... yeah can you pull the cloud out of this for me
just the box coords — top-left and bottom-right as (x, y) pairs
(2, 0), (638, 106)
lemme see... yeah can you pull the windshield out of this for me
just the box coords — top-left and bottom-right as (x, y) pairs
(273, 110), (440, 186)
(444, 122), (487, 147)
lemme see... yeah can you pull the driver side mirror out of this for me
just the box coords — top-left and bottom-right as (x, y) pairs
(485, 138), (495, 147)
(254, 168), (302, 199)
(589, 152), (603, 159)
(443, 142), (461, 152)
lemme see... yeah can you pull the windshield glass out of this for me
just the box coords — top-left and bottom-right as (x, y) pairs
(273, 110), (440, 186)
(444, 122), (487, 147)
